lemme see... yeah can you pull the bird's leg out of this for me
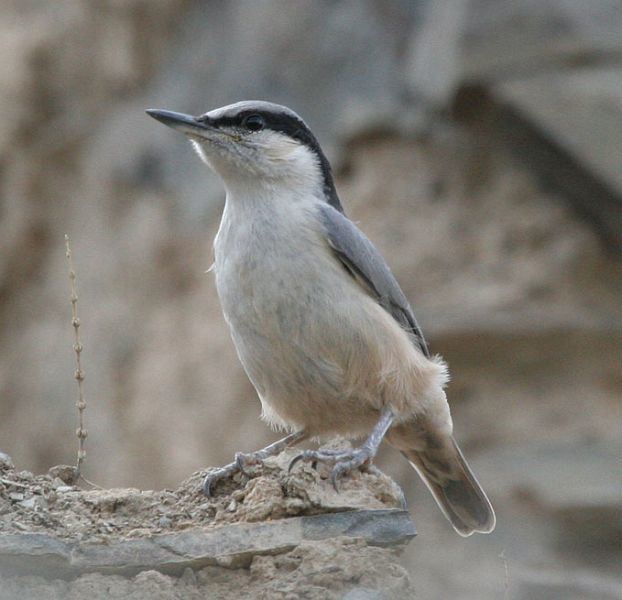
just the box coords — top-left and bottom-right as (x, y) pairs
(289, 406), (395, 491)
(203, 430), (307, 496)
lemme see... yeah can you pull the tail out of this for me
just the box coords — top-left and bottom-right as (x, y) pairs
(401, 436), (496, 536)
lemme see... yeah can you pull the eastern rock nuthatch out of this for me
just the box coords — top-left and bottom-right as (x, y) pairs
(147, 101), (495, 536)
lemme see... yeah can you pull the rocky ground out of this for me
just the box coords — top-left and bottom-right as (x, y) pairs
(1, 540), (412, 600)
(0, 446), (414, 599)
(0, 444), (408, 540)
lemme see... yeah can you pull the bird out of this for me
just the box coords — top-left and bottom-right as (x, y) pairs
(146, 101), (495, 536)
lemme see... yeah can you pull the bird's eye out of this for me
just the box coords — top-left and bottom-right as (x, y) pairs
(243, 114), (265, 132)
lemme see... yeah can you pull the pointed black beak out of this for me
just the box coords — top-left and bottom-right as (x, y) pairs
(146, 109), (210, 136)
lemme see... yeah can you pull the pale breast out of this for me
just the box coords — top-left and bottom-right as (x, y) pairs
(212, 195), (444, 435)
(215, 199), (363, 405)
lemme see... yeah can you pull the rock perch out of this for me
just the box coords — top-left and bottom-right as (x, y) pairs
(0, 447), (416, 599)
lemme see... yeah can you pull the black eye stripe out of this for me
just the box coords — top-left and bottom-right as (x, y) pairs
(211, 111), (308, 135)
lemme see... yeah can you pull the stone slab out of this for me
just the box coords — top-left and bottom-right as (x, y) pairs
(0, 509), (415, 579)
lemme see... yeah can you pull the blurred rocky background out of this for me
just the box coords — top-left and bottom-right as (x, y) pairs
(1, 1), (621, 598)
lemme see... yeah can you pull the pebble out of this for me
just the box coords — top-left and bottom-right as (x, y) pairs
(19, 496), (48, 511)
(215, 555), (235, 568)
(158, 516), (172, 528)
(0, 452), (14, 470)
(48, 465), (77, 484)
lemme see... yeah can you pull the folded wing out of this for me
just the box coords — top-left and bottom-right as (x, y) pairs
(318, 203), (429, 357)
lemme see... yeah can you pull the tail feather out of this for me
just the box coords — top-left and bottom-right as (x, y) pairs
(401, 436), (496, 536)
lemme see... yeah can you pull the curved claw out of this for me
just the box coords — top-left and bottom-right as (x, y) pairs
(203, 471), (226, 497)
(288, 453), (305, 473)
(330, 461), (357, 492)
(202, 463), (240, 497)
(330, 465), (343, 492)
(289, 449), (335, 473)
(203, 474), (216, 497)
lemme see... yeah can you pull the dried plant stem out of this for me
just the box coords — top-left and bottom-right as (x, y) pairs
(65, 235), (88, 479)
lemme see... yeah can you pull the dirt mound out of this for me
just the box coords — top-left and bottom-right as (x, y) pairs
(0, 444), (405, 542)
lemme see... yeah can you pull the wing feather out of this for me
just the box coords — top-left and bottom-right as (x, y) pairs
(318, 203), (429, 357)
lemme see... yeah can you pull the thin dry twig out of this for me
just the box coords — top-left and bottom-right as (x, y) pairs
(64, 235), (88, 481)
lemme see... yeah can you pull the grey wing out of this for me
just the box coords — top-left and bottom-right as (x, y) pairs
(318, 203), (430, 357)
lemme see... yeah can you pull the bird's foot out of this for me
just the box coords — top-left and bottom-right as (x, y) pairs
(202, 462), (238, 497)
(288, 444), (377, 492)
(202, 430), (307, 497)
(202, 451), (263, 497)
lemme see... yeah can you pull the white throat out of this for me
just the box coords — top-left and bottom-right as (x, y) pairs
(192, 134), (326, 203)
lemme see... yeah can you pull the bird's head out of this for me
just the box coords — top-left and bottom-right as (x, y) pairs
(147, 100), (340, 207)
